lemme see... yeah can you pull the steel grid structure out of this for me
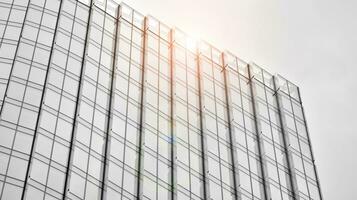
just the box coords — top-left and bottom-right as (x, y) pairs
(0, 0), (322, 200)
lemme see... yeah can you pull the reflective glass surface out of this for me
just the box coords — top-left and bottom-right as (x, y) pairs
(0, 1), (322, 200)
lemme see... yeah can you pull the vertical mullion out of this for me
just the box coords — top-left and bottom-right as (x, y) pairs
(235, 63), (255, 198)
(136, 16), (148, 200)
(101, 4), (120, 200)
(62, 0), (94, 198)
(155, 27), (160, 200)
(118, 9), (136, 199)
(20, 0), (64, 199)
(196, 50), (210, 200)
(287, 83), (312, 199)
(272, 76), (298, 199)
(209, 54), (224, 199)
(185, 46), (192, 200)
(169, 29), (175, 200)
(296, 88), (323, 200)
(261, 80), (285, 199)
(247, 64), (270, 200)
(82, 3), (108, 199)
(221, 53), (239, 200)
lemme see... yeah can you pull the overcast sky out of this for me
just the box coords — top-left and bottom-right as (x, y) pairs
(124, 0), (357, 199)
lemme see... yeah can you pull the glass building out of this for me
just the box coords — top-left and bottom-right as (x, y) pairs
(0, 0), (323, 200)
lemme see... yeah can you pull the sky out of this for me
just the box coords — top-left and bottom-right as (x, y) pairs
(123, 0), (357, 199)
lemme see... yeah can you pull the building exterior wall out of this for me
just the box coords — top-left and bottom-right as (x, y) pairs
(0, 0), (322, 200)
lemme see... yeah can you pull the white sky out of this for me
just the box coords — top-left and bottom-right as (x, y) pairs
(124, 0), (357, 199)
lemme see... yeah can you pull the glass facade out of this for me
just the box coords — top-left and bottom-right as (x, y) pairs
(0, 0), (322, 200)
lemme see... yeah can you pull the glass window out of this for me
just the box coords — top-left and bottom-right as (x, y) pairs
(85, 181), (100, 199)
(1, 103), (20, 123)
(52, 141), (69, 165)
(85, 61), (98, 81)
(308, 182), (320, 200)
(177, 167), (189, 189)
(251, 178), (262, 198)
(4, 26), (21, 41)
(87, 43), (100, 61)
(76, 123), (91, 146)
(237, 148), (249, 169)
(32, 0), (45, 7)
(73, 147), (88, 171)
(59, 15), (72, 32)
(144, 131), (156, 151)
(28, 7), (42, 23)
(219, 144), (230, 163)
(144, 153), (156, 174)
(31, 159), (49, 184)
(7, 156), (27, 180)
(221, 165), (232, 185)
(296, 174), (308, 195)
(29, 66), (46, 85)
(48, 69), (64, 88)
(19, 108), (37, 129)
(96, 89), (108, 108)
(191, 175), (202, 196)
(0, 152), (9, 175)
(13, 132), (32, 153)
(71, 38), (84, 56)
(124, 146), (137, 168)
(79, 102), (93, 122)
(7, 81), (25, 100)
(24, 87), (42, 106)
(22, 25), (38, 41)
(207, 135), (218, 155)
(67, 57), (81, 75)
(37, 29), (53, 45)
(0, 44), (16, 59)
(70, 172), (85, 198)
(143, 177), (156, 199)
(109, 138), (124, 160)
(12, 61), (30, 79)
(45, 0), (60, 11)
(88, 156), (101, 179)
(0, 6), (9, 20)
(0, 126), (15, 148)
(60, 97), (76, 117)
(208, 157), (220, 178)
(45, 89), (60, 109)
(126, 123), (138, 144)
(9, 9), (26, 23)
(158, 161), (169, 182)
(120, 23), (131, 39)
(94, 109), (106, 131)
(2, 184), (22, 200)
(35, 134), (52, 158)
(91, 132), (104, 154)
(53, 48), (67, 67)
(73, 21), (87, 39)
(40, 110), (57, 132)
(209, 181), (222, 200)
(25, 186), (44, 200)
(47, 167), (65, 191)
(108, 162), (122, 186)
(82, 81), (96, 100)
(63, 76), (79, 96)
(123, 170), (136, 194)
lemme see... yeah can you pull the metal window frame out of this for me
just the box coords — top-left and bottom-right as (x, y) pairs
(247, 63), (271, 200)
(62, 0), (95, 198)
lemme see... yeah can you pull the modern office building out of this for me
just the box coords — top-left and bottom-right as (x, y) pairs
(0, 0), (322, 200)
